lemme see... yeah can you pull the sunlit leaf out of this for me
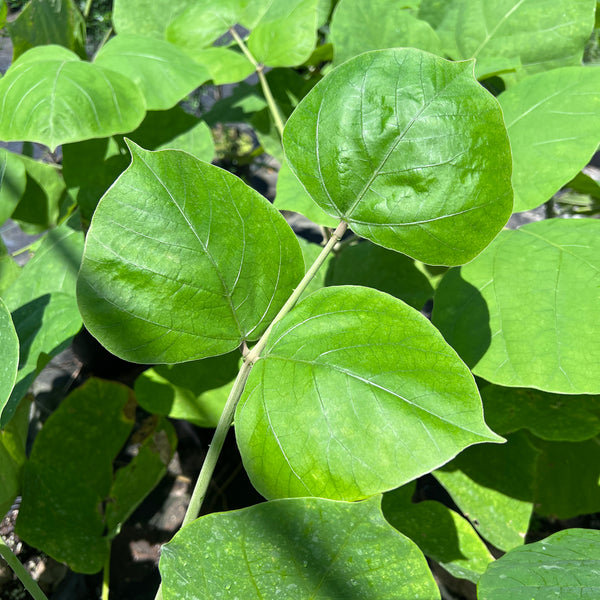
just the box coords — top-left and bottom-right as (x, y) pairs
(284, 48), (513, 265)
(330, 0), (442, 66)
(0, 46), (146, 150)
(94, 34), (210, 111)
(478, 529), (600, 600)
(0, 148), (26, 227)
(0, 298), (18, 417)
(112, 0), (194, 39)
(433, 219), (600, 393)
(499, 66), (600, 212)
(184, 47), (254, 85)
(160, 496), (441, 600)
(236, 285), (501, 501)
(78, 142), (304, 364)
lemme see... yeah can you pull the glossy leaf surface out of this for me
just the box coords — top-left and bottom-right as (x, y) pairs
(330, 0), (442, 66)
(383, 483), (494, 583)
(78, 143), (304, 364)
(236, 286), (501, 501)
(0, 46), (146, 151)
(440, 0), (596, 80)
(482, 384), (600, 442)
(478, 529), (600, 600)
(7, 0), (86, 60)
(134, 352), (239, 427)
(435, 432), (537, 551)
(94, 34), (210, 111)
(0, 299), (18, 426)
(16, 379), (135, 573)
(248, 0), (319, 67)
(501, 66), (600, 212)
(0, 148), (26, 227)
(433, 219), (600, 393)
(160, 496), (440, 600)
(284, 48), (513, 265)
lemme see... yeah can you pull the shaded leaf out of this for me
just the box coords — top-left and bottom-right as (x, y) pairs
(94, 34), (210, 111)
(326, 240), (434, 310)
(478, 529), (600, 600)
(0, 46), (146, 151)
(236, 285), (501, 501)
(248, 0), (319, 67)
(0, 148), (26, 227)
(433, 219), (600, 393)
(284, 48), (513, 266)
(330, 0), (442, 66)
(435, 431), (538, 551)
(7, 0), (86, 61)
(482, 384), (600, 442)
(134, 352), (240, 427)
(500, 66), (600, 212)
(440, 0), (596, 81)
(16, 379), (135, 573)
(77, 142), (304, 364)
(160, 496), (441, 600)
(383, 482), (494, 583)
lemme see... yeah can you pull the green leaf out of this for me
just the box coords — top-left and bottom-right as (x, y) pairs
(418, 0), (453, 28)
(248, 0), (319, 67)
(0, 45), (146, 151)
(283, 48), (513, 266)
(326, 240), (434, 310)
(0, 241), (20, 296)
(478, 529), (600, 600)
(77, 142), (304, 364)
(184, 47), (254, 85)
(94, 34), (210, 111)
(160, 496), (441, 600)
(434, 432), (538, 551)
(0, 1), (6, 30)
(236, 285), (501, 501)
(440, 0), (596, 80)
(16, 379), (135, 573)
(0, 397), (29, 519)
(11, 154), (68, 233)
(0, 298), (18, 425)
(1, 219), (84, 427)
(134, 351), (240, 427)
(112, 0), (194, 38)
(500, 66), (600, 213)
(530, 436), (600, 519)
(383, 482), (494, 583)
(105, 416), (176, 537)
(0, 148), (26, 227)
(7, 0), (86, 61)
(295, 237), (333, 300)
(481, 383), (600, 442)
(274, 161), (339, 227)
(330, 0), (442, 66)
(432, 219), (600, 393)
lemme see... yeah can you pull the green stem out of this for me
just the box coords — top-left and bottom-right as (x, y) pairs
(0, 535), (49, 600)
(92, 26), (113, 60)
(101, 549), (110, 600)
(83, 0), (93, 19)
(229, 27), (286, 140)
(152, 220), (348, 600)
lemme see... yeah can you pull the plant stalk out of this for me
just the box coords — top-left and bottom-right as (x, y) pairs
(152, 220), (347, 600)
(102, 550), (110, 600)
(83, 0), (93, 19)
(0, 535), (49, 600)
(229, 27), (286, 140)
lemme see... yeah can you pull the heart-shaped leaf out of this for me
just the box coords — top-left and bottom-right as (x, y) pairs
(283, 48), (513, 266)
(439, 0), (596, 80)
(77, 142), (304, 364)
(500, 66), (600, 212)
(0, 45), (146, 150)
(433, 218), (600, 393)
(160, 496), (441, 600)
(478, 529), (600, 600)
(236, 285), (501, 501)
(94, 34), (210, 111)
